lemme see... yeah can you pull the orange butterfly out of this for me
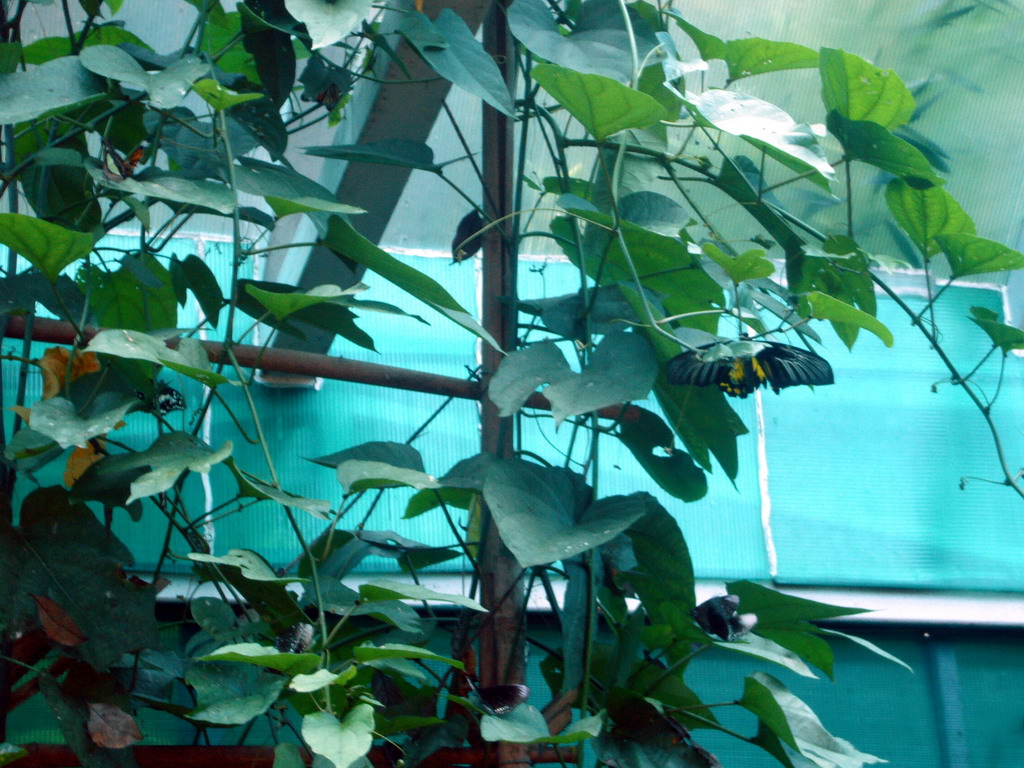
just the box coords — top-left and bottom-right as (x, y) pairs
(101, 139), (145, 182)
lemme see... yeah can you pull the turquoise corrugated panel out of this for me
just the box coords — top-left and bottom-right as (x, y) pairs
(958, 637), (1024, 763)
(766, 286), (1024, 589)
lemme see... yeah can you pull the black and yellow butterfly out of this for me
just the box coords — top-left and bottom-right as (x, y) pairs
(101, 139), (145, 182)
(667, 340), (833, 398)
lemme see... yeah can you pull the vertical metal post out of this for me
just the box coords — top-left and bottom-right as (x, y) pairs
(478, 1), (528, 766)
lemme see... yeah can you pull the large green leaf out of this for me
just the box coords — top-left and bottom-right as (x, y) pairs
(79, 47), (207, 109)
(0, 487), (158, 670)
(76, 432), (232, 505)
(726, 581), (869, 626)
(624, 504), (695, 616)
(400, 10), (514, 116)
(826, 111), (940, 185)
(86, 329), (230, 387)
(233, 157), (363, 219)
(799, 291), (893, 348)
(716, 633), (817, 678)
(544, 331), (658, 425)
(0, 213), (93, 283)
(188, 549), (306, 584)
(199, 643), (320, 676)
(934, 233), (1024, 278)
(303, 140), (440, 172)
(671, 15), (818, 81)
(353, 643), (461, 668)
(481, 708), (602, 744)
(193, 78), (264, 110)
(969, 306), (1024, 352)
(301, 706), (375, 768)
(483, 460), (653, 567)
(819, 48), (914, 130)
(509, 0), (657, 81)
(617, 407), (707, 502)
(688, 90), (833, 187)
(29, 396), (135, 449)
(320, 216), (497, 348)
(88, 168), (236, 214)
(741, 673), (885, 767)
(81, 254), (178, 332)
(884, 178), (974, 260)
(532, 63), (667, 142)
(359, 579), (486, 612)
(227, 459), (332, 519)
(0, 56), (105, 123)
(488, 341), (573, 417)
(703, 244), (776, 283)
(285, 0), (373, 48)
(187, 662), (286, 725)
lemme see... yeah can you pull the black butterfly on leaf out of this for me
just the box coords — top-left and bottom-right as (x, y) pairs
(470, 682), (530, 716)
(692, 595), (757, 642)
(667, 340), (833, 398)
(134, 385), (185, 416)
(451, 210), (485, 263)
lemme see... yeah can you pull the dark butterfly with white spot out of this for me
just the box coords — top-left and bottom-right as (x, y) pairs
(667, 340), (833, 398)
(274, 622), (314, 653)
(692, 595), (757, 642)
(135, 385), (185, 416)
(471, 683), (530, 716)
(101, 139), (145, 182)
(451, 210), (485, 263)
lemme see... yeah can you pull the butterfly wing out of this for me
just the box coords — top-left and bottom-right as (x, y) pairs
(758, 343), (834, 390)
(666, 350), (731, 388)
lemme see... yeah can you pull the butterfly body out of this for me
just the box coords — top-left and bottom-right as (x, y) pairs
(692, 595), (757, 641)
(667, 340), (833, 398)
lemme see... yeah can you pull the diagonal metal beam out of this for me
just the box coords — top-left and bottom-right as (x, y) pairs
(266, 0), (492, 375)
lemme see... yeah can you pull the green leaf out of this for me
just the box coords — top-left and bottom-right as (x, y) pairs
(199, 643), (320, 676)
(193, 78), (264, 109)
(86, 329), (230, 387)
(353, 643), (462, 669)
(321, 216), (498, 348)
(0, 487), (158, 670)
(484, 460), (652, 567)
(29, 396), (135, 449)
(624, 505), (696, 616)
(337, 460), (440, 493)
(273, 744), (304, 768)
(509, 0), (655, 81)
(756, 628), (835, 679)
(703, 244), (776, 283)
(814, 627), (912, 673)
(935, 233), (1024, 279)
(304, 140), (439, 172)
(302, 705), (375, 768)
(89, 168), (237, 214)
(488, 341), (573, 417)
(741, 673), (885, 767)
(799, 291), (893, 348)
(286, 0), (374, 49)
(188, 549), (306, 584)
(0, 56), (105, 123)
(0, 213), (93, 283)
(826, 111), (940, 185)
(401, 10), (514, 116)
(227, 459), (332, 519)
(290, 669), (345, 693)
(688, 90), (833, 187)
(532, 63), (667, 142)
(82, 254), (178, 332)
(359, 579), (487, 612)
(179, 254), (224, 327)
(187, 662), (287, 725)
(616, 407), (707, 502)
(234, 157), (363, 220)
(670, 15), (817, 81)
(0, 42), (21, 74)
(884, 178), (974, 260)
(725, 581), (869, 625)
(544, 331), (658, 425)
(311, 441), (424, 470)
(479, 706), (556, 743)
(969, 306), (1024, 352)
(717, 633), (817, 678)
(80, 47), (207, 109)
(246, 282), (366, 320)
(820, 48), (915, 130)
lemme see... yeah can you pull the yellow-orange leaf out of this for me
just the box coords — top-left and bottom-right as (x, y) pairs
(64, 442), (104, 486)
(38, 347), (100, 399)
